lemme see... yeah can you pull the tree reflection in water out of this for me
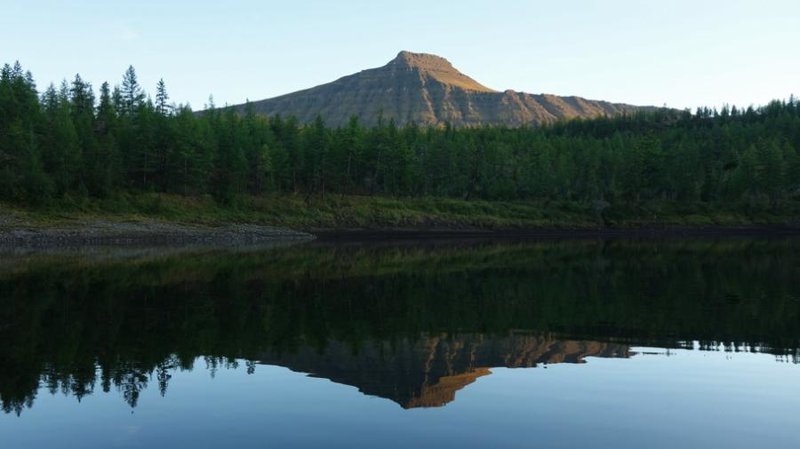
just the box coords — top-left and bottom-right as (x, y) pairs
(1, 238), (799, 414)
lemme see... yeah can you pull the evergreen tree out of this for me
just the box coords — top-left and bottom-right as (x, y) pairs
(211, 109), (248, 203)
(120, 65), (145, 115)
(44, 83), (82, 195)
(155, 78), (171, 116)
(88, 82), (120, 196)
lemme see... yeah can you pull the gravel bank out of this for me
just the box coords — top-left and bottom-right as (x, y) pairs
(0, 220), (314, 249)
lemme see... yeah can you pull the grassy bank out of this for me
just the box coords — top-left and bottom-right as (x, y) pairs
(2, 193), (799, 232)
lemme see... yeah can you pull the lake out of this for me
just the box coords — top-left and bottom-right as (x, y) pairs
(1, 237), (799, 448)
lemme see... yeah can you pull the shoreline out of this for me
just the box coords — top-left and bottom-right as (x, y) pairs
(2, 221), (800, 250)
(313, 225), (800, 242)
(3, 193), (799, 248)
(0, 221), (314, 249)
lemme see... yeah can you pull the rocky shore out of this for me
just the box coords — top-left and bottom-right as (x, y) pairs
(0, 219), (314, 249)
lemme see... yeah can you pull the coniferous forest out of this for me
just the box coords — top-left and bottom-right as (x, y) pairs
(1, 62), (799, 222)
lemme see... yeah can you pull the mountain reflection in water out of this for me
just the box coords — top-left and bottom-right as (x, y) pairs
(258, 333), (629, 409)
(1, 237), (799, 415)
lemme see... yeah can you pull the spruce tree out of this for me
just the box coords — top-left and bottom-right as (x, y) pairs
(155, 78), (171, 116)
(120, 65), (145, 115)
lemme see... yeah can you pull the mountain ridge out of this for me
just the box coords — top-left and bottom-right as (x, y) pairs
(232, 51), (647, 127)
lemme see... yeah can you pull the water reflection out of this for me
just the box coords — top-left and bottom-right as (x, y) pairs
(258, 333), (630, 408)
(1, 238), (799, 415)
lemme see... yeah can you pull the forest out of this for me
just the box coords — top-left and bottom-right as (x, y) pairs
(1, 61), (799, 216)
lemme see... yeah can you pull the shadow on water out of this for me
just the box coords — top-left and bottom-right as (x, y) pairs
(1, 237), (799, 414)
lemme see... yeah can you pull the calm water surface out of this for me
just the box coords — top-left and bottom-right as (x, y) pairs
(1, 238), (799, 448)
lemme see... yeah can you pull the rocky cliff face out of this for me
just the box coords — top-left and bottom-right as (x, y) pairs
(257, 333), (630, 408)
(234, 51), (644, 127)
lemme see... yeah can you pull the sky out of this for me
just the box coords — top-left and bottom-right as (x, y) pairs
(3, 0), (799, 111)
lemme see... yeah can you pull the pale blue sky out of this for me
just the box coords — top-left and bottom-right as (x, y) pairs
(3, 0), (798, 110)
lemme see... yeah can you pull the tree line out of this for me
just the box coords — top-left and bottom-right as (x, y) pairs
(1, 61), (799, 208)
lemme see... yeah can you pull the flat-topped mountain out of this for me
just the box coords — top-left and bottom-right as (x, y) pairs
(232, 51), (644, 127)
(389, 50), (496, 93)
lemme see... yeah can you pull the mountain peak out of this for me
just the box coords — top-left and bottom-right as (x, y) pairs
(391, 51), (454, 69)
(388, 51), (496, 93)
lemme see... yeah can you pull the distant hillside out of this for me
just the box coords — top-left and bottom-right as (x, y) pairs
(231, 51), (646, 127)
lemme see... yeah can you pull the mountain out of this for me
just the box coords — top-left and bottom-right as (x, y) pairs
(232, 51), (645, 127)
(258, 333), (630, 409)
